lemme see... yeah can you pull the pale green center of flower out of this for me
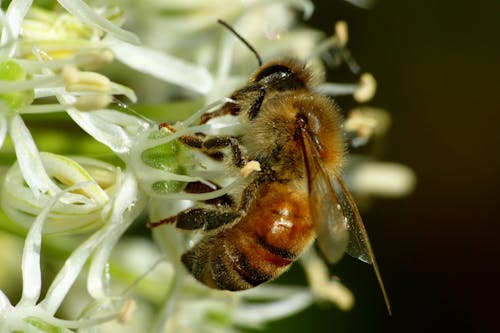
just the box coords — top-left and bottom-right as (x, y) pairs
(0, 60), (35, 113)
(141, 130), (188, 194)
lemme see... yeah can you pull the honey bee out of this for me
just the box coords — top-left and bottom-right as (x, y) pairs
(150, 20), (390, 313)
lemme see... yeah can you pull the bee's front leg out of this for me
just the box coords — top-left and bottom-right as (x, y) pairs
(172, 132), (246, 169)
(202, 136), (246, 168)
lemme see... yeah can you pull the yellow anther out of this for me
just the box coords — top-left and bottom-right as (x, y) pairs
(63, 66), (111, 93)
(354, 73), (377, 102)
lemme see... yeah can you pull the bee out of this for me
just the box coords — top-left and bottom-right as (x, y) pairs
(150, 20), (390, 313)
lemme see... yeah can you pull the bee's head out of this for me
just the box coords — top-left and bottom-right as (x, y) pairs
(251, 59), (313, 92)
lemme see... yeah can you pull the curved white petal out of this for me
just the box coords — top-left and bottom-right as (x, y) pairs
(67, 109), (148, 154)
(57, 0), (140, 45)
(110, 82), (137, 103)
(1, 153), (115, 233)
(40, 172), (144, 315)
(9, 115), (56, 197)
(40, 223), (110, 315)
(18, 182), (94, 307)
(88, 173), (146, 299)
(1, 0), (33, 48)
(234, 291), (314, 328)
(109, 41), (213, 94)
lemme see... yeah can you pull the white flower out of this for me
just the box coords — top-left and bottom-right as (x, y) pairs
(0, 170), (147, 332)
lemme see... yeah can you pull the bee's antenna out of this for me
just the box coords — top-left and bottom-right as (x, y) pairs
(217, 19), (263, 67)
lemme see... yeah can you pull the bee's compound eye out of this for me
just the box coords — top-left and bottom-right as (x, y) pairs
(254, 65), (292, 82)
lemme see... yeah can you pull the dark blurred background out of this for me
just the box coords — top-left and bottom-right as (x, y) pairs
(260, 1), (500, 332)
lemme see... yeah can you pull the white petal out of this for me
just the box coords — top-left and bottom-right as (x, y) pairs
(0, 290), (12, 311)
(110, 82), (137, 103)
(9, 115), (56, 197)
(57, 0), (140, 44)
(17, 183), (90, 307)
(21, 103), (72, 114)
(109, 41), (213, 94)
(1, 152), (117, 233)
(0, 113), (7, 149)
(19, 223), (43, 306)
(67, 109), (144, 154)
(1, 0), (33, 47)
(88, 173), (145, 299)
(41, 172), (145, 315)
(234, 291), (314, 328)
(40, 224), (109, 315)
(41, 152), (109, 206)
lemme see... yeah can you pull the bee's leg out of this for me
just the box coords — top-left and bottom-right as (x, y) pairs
(157, 122), (177, 132)
(156, 124), (224, 162)
(200, 83), (265, 123)
(156, 126), (243, 167)
(148, 206), (241, 230)
(183, 181), (235, 208)
(202, 136), (246, 168)
(247, 86), (266, 120)
(178, 134), (246, 167)
(148, 182), (235, 230)
(176, 207), (240, 231)
(148, 179), (261, 230)
(200, 100), (240, 124)
(156, 123), (205, 146)
(177, 134), (203, 149)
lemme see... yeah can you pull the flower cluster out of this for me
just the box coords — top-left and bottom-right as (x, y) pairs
(0, 1), (414, 332)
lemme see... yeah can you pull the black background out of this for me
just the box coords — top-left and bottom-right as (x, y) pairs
(260, 1), (500, 332)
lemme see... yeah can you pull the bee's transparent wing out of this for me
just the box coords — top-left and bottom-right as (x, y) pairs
(306, 160), (349, 264)
(331, 174), (392, 313)
(330, 175), (372, 263)
(301, 128), (372, 263)
(301, 129), (391, 313)
(301, 131), (349, 264)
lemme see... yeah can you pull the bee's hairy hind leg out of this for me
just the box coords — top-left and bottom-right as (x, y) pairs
(148, 179), (261, 230)
(148, 181), (237, 229)
(149, 206), (241, 231)
(184, 181), (236, 208)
